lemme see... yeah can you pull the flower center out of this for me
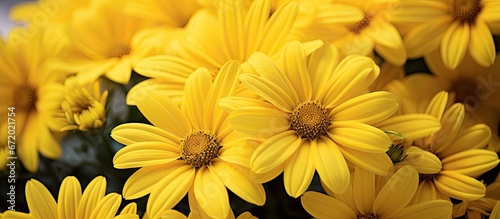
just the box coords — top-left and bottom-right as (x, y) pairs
(419, 174), (436, 183)
(290, 101), (330, 140)
(450, 0), (482, 24)
(348, 14), (371, 34)
(358, 213), (378, 219)
(106, 43), (131, 58)
(13, 85), (37, 112)
(180, 131), (221, 168)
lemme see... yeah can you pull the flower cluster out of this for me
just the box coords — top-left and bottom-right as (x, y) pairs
(0, 0), (499, 218)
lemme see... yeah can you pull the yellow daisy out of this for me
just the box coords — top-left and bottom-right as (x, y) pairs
(391, 0), (500, 69)
(59, 1), (148, 84)
(151, 208), (257, 219)
(385, 90), (499, 202)
(0, 27), (69, 172)
(111, 61), (265, 219)
(301, 165), (453, 219)
(453, 173), (500, 218)
(425, 52), (500, 152)
(221, 41), (398, 197)
(128, 0), (321, 105)
(1, 176), (138, 219)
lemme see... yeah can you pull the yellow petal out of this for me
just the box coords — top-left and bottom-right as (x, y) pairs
(491, 201), (500, 219)
(425, 91), (448, 122)
(432, 103), (464, 154)
(441, 22), (470, 69)
(111, 123), (180, 146)
(397, 200), (452, 219)
(321, 55), (379, 108)
(218, 96), (275, 113)
(210, 161), (266, 205)
(113, 142), (180, 169)
(58, 176), (82, 219)
(194, 166), (230, 219)
(353, 166), (376, 215)
(301, 192), (357, 219)
(26, 179), (57, 219)
(135, 87), (191, 138)
(244, 0), (270, 54)
(376, 114), (441, 140)
(435, 171), (486, 201)
(469, 20), (495, 67)
(307, 43), (339, 98)
(122, 162), (185, 200)
(218, 139), (257, 167)
(147, 164), (195, 219)
(239, 73), (295, 112)
(120, 203), (137, 215)
(403, 16), (452, 58)
(260, 0), (298, 54)
(404, 146), (442, 174)
(280, 41), (312, 101)
(441, 149), (499, 178)
(236, 212), (257, 219)
(250, 131), (302, 175)
(312, 137), (350, 194)
(412, 180), (438, 204)
(338, 146), (392, 176)
(329, 122), (392, 153)
(182, 67), (212, 130)
(104, 57), (132, 84)
(2, 211), (34, 219)
(284, 141), (315, 198)
(373, 165), (418, 217)
(375, 41), (407, 66)
(439, 123), (491, 158)
(331, 91), (398, 125)
(390, 1), (448, 23)
(126, 79), (185, 105)
(77, 176), (106, 219)
(159, 210), (186, 219)
(90, 193), (122, 219)
(228, 106), (290, 139)
(133, 55), (196, 80)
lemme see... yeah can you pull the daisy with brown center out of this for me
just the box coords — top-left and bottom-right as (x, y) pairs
(391, 0), (500, 69)
(0, 27), (70, 172)
(111, 61), (265, 218)
(453, 179), (500, 219)
(220, 41), (398, 197)
(291, 0), (407, 66)
(1, 176), (138, 219)
(383, 90), (499, 202)
(128, 0), (322, 105)
(301, 165), (453, 219)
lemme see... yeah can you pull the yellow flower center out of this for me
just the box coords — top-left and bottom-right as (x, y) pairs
(348, 15), (371, 34)
(451, 0), (482, 24)
(107, 43), (131, 58)
(13, 85), (37, 112)
(358, 214), (377, 219)
(290, 101), (330, 140)
(60, 82), (107, 131)
(180, 131), (221, 168)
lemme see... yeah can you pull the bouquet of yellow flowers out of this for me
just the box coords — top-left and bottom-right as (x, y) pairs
(1, 0), (499, 218)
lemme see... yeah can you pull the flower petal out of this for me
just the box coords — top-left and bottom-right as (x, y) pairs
(397, 200), (452, 219)
(424, 91), (448, 122)
(329, 122), (392, 153)
(439, 123), (491, 158)
(113, 142), (180, 169)
(469, 20), (495, 67)
(210, 161), (266, 205)
(284, 140), (315, 198)
(111, 123), (180, 146)
(228, 106), (290, 139)
(338, 146), (392, 176)
(432, 103), (464, 154)
(376, 114), (441, 140)
(260, 0), (298, 54)
(403, 16), (452, 58)
(182, 67), (212, 129)
(26, 179), (57, 219)
(373, 165), (418, 217)
(441, 149), (499, 178)
(434, 171), (486, 201)
(135, 87), (191, 138)
(301, 192), (357, 219)
(312, 137), (350, 194)
(353, 166), (376, 215)
(239, 73), (295, 112)
(77, 176), (106, 219)
(147, 164), (195, 219)
(250, 131), (302, 175)
(90, 193), (122, 219)
(308, 43), (339, 98)
(194, 166), (230, 219)
(331, 91), (398, 125)
(280, 41), (312, 101)
(402, 146), (442, 174)
(441, 22), (470, 69)
(58, 177), (82, 219)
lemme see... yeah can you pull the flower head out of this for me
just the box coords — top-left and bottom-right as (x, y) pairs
(111, 61), (265, 218)
(222, 41), (398, 197)
(1, 176), (138, 219)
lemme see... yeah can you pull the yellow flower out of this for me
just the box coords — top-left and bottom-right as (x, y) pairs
(0, 123), (8, 170)
(60, 2), (148, 84)
(57, 77), (108, 132)
(1, 176), (138, 219)
(301, 165), (453, 219)
(9, 0), (91, 25)
(391, 0), (500, 69)
(0, 27), (68, 172)
(491, 201), (500, 219)
(453, 176), (500, 218)
(386, 91), (499, 202)
(221, 41), (397, 197)
(124, 0), (201, 27)
(293, 0), (407, 65)
(128, 0), (319, 105)
(111, 61), (265, 219)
